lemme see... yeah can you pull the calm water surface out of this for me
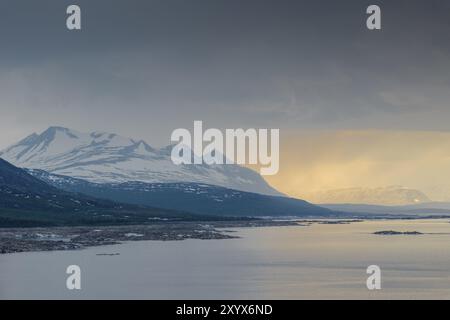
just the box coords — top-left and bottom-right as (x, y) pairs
(1, 219), (450, 299)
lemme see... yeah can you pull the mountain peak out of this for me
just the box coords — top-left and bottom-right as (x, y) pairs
(0, 126), (282, 196)
(41, 126), (79, 140)
(46, 126), (70, 132)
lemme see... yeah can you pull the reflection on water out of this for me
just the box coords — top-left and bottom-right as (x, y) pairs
(1, 219), (450, 299)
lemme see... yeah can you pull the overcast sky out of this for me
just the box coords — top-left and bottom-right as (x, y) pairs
(1, 0), (450, 148)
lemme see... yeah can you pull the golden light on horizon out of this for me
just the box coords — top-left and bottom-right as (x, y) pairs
(256, 130), (450, 203)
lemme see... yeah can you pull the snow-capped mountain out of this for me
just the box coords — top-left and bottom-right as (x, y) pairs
(0, 126), (281, 196)
(303, 186), (431, 206)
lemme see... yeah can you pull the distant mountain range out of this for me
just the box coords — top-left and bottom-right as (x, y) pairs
(3, 126), (443, 225)
(28, 169), (333, 217)
(0, 158), (208, 227)
(0, 126), (281, 196)
(303, 186), (431, 206)
(322, 202), (450, 217)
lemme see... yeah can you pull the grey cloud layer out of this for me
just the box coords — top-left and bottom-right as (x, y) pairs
(0, 0), (449, 147)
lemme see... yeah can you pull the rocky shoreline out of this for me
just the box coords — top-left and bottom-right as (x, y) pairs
(373, 230), (423, 235)
(0, 220), (299, 254)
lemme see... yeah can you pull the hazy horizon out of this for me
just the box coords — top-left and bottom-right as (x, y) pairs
(3, 125), (450, 203)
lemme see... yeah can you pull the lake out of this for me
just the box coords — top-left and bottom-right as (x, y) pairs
(1, 219), (450, 299)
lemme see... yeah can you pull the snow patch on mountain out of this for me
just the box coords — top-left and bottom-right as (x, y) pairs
(0, 126), (281, 196)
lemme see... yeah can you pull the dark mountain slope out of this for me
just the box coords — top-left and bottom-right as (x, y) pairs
(0, 158), (217, 227)
(29, 169), (335, 217)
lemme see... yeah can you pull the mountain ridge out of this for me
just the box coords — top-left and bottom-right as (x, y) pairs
(322, 202), (450, 216)
(0, 126), (281, 196)
(0, 158), (219, 227)
(302, 186), (431, 206)
(28, 169), (334, 218)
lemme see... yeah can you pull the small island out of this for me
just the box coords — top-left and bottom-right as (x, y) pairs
(374, 230), (423, 235)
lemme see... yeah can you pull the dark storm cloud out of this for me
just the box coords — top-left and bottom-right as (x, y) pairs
(0, 0), (450, 147)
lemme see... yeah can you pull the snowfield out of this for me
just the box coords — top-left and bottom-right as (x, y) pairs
(0, 126), (281, 196)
